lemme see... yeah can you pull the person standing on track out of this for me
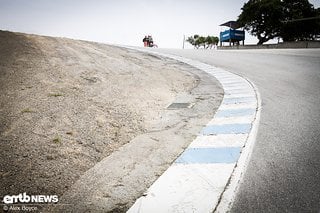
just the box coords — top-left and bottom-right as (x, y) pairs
(143, 35), (148, 47)
(148, 35), (153, 47)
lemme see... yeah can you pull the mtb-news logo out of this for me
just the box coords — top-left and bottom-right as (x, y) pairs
(2, 192), (58, 212)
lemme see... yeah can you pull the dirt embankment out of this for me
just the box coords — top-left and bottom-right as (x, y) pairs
(0, 31), (198, 198)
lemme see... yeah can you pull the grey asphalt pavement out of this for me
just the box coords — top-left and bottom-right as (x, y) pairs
(150, 48), (320, 213)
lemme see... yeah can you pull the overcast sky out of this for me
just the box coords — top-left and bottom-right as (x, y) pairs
(0, 0), (319, 48)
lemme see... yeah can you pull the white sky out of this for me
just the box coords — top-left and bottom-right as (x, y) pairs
(0, 0), (319, 48)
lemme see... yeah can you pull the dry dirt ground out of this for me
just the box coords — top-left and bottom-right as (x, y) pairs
(0, 31), (223, 212)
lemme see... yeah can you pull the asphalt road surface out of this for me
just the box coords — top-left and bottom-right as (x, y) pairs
(150, 48), (320, 213)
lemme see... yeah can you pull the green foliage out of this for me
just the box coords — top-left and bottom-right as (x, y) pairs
(21, 108), (35, 113)
(280, 0), (319, 41)
(186, 36), (195, 46)
(238, 0), (283, 44)
(53, 135), (61, 144)
(48, 93), (64, 97)
(186, 35), (219, 49)
(238, 0), (320, 44)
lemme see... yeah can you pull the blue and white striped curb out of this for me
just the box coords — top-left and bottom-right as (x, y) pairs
(125, 48), (262, 213)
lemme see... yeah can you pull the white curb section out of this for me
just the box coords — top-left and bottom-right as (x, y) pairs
(124, 47), (261, 213)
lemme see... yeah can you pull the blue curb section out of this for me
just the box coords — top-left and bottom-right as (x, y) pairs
(215, 108), (256, 117)
(175, 147), (241, 164)
(201, 123), (251, 135)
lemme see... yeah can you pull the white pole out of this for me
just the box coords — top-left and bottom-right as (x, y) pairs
(182, 35), (185, 49)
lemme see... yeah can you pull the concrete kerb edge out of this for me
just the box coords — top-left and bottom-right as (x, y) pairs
(214, 77), (262, 213)
(119, 46), (261, 212)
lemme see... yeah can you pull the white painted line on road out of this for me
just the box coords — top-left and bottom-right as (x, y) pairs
(124, 47), (261, 213)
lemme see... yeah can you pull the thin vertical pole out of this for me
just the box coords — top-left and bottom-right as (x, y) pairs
(182, 35), (185, 49)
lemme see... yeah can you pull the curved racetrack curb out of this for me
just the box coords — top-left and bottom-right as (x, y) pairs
(124, 47), (262, 213)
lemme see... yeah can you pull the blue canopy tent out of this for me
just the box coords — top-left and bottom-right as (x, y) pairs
(220, 21), (245, 46)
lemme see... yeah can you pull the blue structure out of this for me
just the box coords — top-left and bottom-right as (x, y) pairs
(220, 21), (245, 46)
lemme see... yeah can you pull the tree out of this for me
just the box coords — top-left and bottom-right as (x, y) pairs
(238, 0), (320, 44)
(186, 35), (219, 49)
(213, 36), (220, 45)
(205, 36), (213, 48)
(238, 0), (283, 45)
(316, 8), (320, 39)
(186, 36), (195, 46)
(196, 36), (206, 48)
(280, 0), (319, 41)
(205, 36), (219, 49)
(187, 35), (200, 48)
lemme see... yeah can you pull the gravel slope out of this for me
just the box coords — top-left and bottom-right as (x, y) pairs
(0, 31), (202, 199)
